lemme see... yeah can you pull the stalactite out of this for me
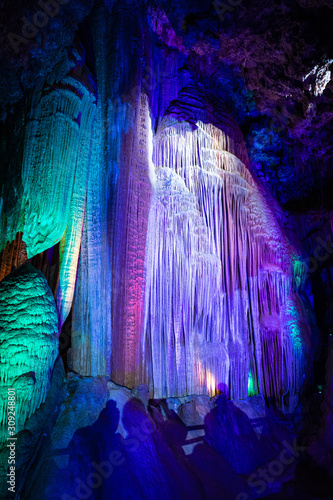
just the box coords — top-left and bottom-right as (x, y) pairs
(55, 81), (96, 327)
(143, 85), (310, 403)
(70, 0), (148, 378)
(111, 92), (154, 386)
(143, 167), (225, 397)
(21, 76), (95, 259)
(0, 265), (58, 446)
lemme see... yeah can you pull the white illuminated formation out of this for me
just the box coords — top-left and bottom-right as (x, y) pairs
(303, 57), (333, 97)
(143, 85), (310, 402)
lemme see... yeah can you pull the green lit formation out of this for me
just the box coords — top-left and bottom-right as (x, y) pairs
(0, 264), (58, 446)
(248, 369), (257, 397)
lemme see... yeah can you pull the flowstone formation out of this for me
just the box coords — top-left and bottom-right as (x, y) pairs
(0, 264), (58, 447)
(0, 43), (97, 329)
(143, 85), (311, 402)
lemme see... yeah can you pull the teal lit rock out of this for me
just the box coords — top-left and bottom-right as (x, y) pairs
(0, 264), (59, 447)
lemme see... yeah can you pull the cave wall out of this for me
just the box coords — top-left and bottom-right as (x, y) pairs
(0, 0), (330, 408)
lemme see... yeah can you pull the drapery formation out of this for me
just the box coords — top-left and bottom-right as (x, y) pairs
(143, 85), (310, 401)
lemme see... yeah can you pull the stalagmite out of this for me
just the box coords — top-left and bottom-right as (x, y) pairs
(0, 264), (59, 446)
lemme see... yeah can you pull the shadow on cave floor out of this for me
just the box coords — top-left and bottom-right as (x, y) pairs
(22, 390), (333, 500)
